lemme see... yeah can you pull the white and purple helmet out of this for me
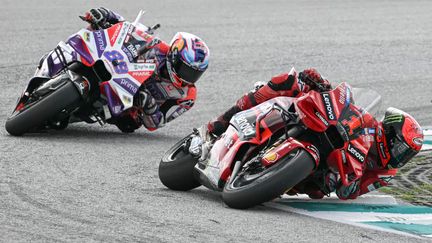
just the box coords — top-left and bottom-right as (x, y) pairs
(167, 32), (209, 87)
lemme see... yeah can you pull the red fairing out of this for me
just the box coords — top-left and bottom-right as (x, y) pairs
(128, 70), (154, 84)
(260, 138), (320, 168)
(209, 98), (294, 184)
(358, 169), (397, 195)
(294, 92), (329, 132)
(211, 126), (243, 182)
(296, 83), (377, 186)
(295, 83), (353, 132)
(326, 138), (373, 186)
(107, 22), (124, 46)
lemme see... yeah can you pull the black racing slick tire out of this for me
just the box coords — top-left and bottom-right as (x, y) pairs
(5, 82), (81, 136)
(222, 149), (315, 209)
(159, 135), (201, 191)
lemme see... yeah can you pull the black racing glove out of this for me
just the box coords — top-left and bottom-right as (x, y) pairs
(83, 7), (114, 29)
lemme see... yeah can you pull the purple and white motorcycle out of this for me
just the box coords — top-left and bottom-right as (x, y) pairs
(5, 10), (159, 136)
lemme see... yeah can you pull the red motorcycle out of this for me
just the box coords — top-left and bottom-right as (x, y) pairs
(159, 70), (381, 209)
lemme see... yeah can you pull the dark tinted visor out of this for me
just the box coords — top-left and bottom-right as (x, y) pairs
(173, 60), (204, 84)
(388, 135), (417, 168)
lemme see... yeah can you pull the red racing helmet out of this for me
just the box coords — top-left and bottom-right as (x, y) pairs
(382, 107), (423, 169)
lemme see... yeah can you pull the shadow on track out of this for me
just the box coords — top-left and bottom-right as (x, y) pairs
(0, 124), (185, 144)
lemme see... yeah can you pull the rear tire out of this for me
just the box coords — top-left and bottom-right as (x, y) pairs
(222, 149), (315, 209)
(5, 82), (81, 136)
(159, 135), (201, 191)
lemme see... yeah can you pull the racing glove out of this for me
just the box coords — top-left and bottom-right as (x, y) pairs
(299, 68), (331, 92)
(84, 7), (124, 29)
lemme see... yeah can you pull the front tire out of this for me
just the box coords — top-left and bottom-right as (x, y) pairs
(222, 149), (315, 209)
(5, 82), (81, 136)
(159, 135), (201, 191)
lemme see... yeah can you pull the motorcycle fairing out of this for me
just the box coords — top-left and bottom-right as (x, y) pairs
(33, 21), (157, 117)
(16, 42), (79, 109)
(260, 138), (320, 168)
(196, 97), (300, 190)
(295, 82), (354, 133)
(295, 83), (375, 186)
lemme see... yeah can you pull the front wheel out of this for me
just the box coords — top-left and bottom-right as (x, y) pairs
(158, 134), (201, 191)
(5, 81), (81, 136)
(222, 149), (315, 209)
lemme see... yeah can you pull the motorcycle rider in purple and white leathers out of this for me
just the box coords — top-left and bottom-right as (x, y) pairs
(34, 7), (210, 133)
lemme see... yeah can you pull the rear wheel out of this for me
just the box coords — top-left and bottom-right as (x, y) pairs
(222, 149), (315, 209)
(159, 134), (201, 191)
(5, 81), (81, 136)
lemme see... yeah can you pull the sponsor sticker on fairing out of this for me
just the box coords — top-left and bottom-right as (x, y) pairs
(132, 63), (156, 71)
(263, 152), (279, 164)
(108, 23), (123, 46)
(341, 149), (347, 164)
(315, 111), (329, 126)
(112, 78), (139, 94)
(121, 45), (134, 62)
(321, 93), (336, 120)
(337, 85), (351, 106)
(116, 23), (130, 46)
(233, 114), (255, 137)
(93, 30), (107, 57)
(347, 143), (366, 163)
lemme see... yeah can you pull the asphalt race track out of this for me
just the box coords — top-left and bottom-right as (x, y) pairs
(1, 0), (431, 242)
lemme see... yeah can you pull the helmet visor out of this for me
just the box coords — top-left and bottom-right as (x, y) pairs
(172, 60), (204, 84)
(388, 135), (417, 168)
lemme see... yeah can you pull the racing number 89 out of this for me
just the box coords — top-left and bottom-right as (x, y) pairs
(103, 50), (129, 74)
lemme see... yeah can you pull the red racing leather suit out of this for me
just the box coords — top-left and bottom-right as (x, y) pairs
(207, 69), (398, 200)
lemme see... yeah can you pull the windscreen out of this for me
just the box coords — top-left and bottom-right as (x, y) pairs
(351, 87), (383, 118)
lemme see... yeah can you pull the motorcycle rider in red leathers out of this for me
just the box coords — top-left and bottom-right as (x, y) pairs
(190, 67), (424, 200)
(35, 8), (210, 133)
